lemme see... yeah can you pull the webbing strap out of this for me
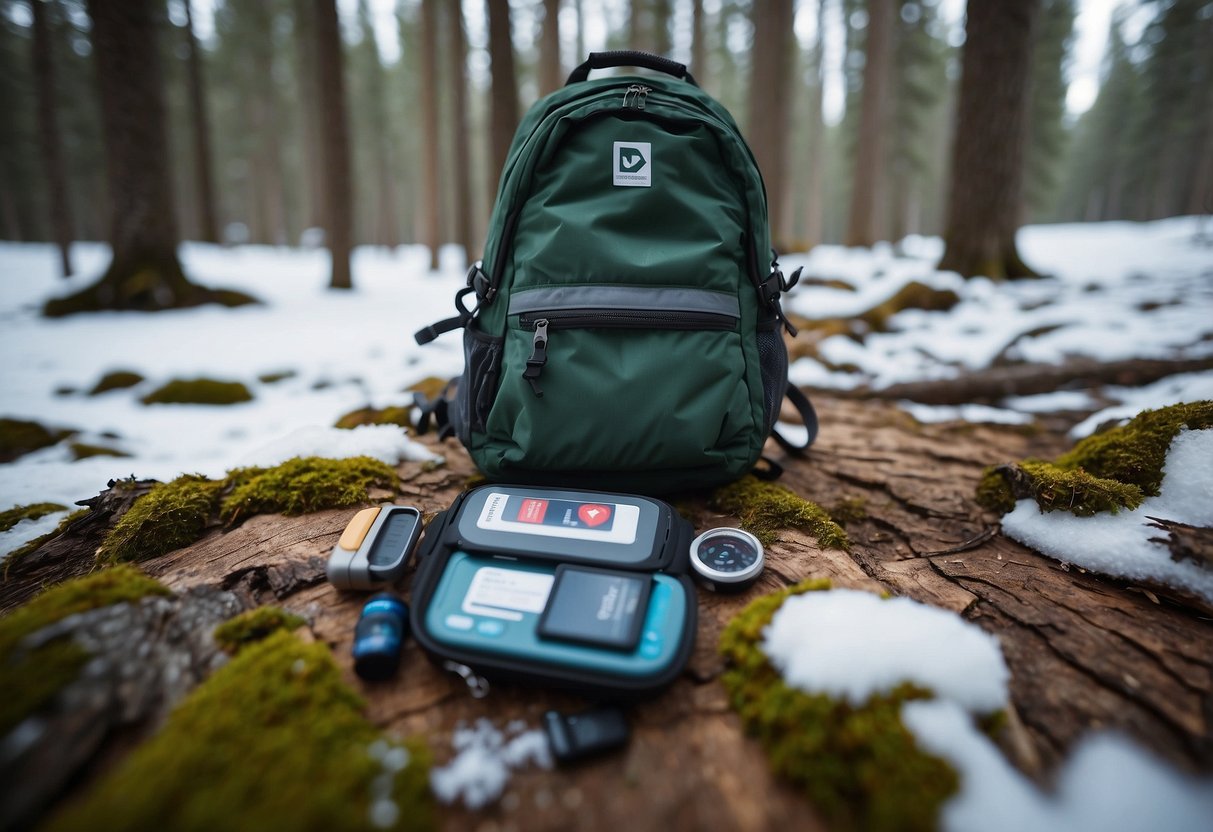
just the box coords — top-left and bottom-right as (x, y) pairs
(770, 385), (819, 455)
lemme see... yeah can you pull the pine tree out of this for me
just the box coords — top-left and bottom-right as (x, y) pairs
(937, 0), (1040, 280)
(487, 0), (520, 197)
(183, 0), (219, 244)
(315, 0), (354, 288)
(1023, 0), (1076, 222)
(538, 0), (562, 95)
(447, 0), (474, 259)
(749, 0), (795, 247)
(420, 0), (441, 269)
(845, 0), (894, 246)
(46, 0), (254, 315)
(31, 0), (74, 274)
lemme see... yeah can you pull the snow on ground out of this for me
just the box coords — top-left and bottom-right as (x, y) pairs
(764, 589), (1213, 832)
(0, 218), (1211, 558)
(0, 242), (469, 555)
(784, 216), (1213, 415)
(428, 718), (552, 810)
(1001, 428), (1213, 604)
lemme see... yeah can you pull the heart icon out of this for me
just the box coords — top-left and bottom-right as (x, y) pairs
(577, 504), (611, 527)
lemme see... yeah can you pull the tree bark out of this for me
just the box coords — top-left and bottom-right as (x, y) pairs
(9, 396), (1211, 829)
(538, 0), (562, 96)
(31, 0), (74, 276)
(46, 0), (243, 316)
(937, 0), (1041, 279)
(293, 0), (327, 233)
(314, 0), (354, 289)
(748, 0), (795, 249)
(446, 0), (475, 260)
(844, 0), (894, 247)
(420, 0), (442, 271)
(487, 0), (520, 199)
(690, 0), (706, 85)
(183, 0), (219, 244)
(802, 0), (828, 248)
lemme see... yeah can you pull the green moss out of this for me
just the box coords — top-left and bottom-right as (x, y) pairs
(0, 502), (67, 532)
(406, 376), (450, 401)
(214, 606), (306, 654)
(88, 370), (145, 395)
(220, 456), (398, 524)
(711, 476), (848, 549)
(97, 475), (224, 563)
(1054, 401), (1213, 496)
(975, 466), (1018, 515)
(828, 497), (868, 527)
(4, 509), (90, 576)
(70, 442), (131, 460)
(859, 282), (961, 332)
(257, 370), (296, 384)
(335, 406), (414, 431)
(45, 630), (434, 832)
(0, 417), (74, 462)
(0, 565), (171, 735)
(720, 581), (958, 832)
(140, 378), (254, 406)
(976, 402), (1211, 517)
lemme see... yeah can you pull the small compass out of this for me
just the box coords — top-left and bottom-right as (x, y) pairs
(688, 528), (765, 593)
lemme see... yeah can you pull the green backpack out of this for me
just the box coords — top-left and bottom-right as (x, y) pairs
(416, 51), (816, 493)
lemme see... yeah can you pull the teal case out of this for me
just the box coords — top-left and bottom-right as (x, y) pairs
(409, 485), (697, 699)
(426, 552), (686, 678)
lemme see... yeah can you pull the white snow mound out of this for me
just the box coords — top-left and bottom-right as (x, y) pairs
(239, 425), (439, 468)
(761, 588), (1009, 713)
(1001, 427), (1213, 603)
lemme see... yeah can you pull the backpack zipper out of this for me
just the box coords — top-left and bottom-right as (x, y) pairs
(622, 84), (651, 109)
(518, 309), (736, 397)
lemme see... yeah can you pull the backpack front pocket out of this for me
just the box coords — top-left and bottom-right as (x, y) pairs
(481, 286), (755, 473)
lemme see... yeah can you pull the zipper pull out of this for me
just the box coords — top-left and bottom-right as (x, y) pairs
(441, 660), (490, 699)
(622, 84), (651, 110)
(523, 319), (549, 397)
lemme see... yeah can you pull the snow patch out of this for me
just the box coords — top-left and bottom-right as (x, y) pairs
(239, 425), (439, 468)
(1001, 428), (1213, 603)
(898, 401), (1035, 426)
(0, 509), (69, 559)
(429, 719), (552, 810)
(764, 588), (1213, 831)
(762, 589), (1008, 713)
(903, 700), (1213, 832)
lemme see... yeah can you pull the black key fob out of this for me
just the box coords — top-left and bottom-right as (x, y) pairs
(542, 707), (630, 765)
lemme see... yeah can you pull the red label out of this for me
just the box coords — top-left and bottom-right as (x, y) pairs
(577, 504), (611, 527)
(517, 499), (549, 524)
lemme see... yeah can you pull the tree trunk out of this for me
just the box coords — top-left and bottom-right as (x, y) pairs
(31, 0), (74, 276)
(748, 0), (795, 249)
(844, 0), (893, 247)
(294, 0), (326, 234)
(446, 0), (475, 260)
(690, 0), (705, 85)
(314, 0), (354, 289)
(574, 0), (585, 64)
(45, 0), (254, 316)
(419, 0), (442, 271)
(538, 0), (562, 96)
(487, 0), (520, 199)
(652, 0), (672, 56)
(183, 0), (219, 244)
(937, 0), (1041, 280)
(802, 0), (828, 249)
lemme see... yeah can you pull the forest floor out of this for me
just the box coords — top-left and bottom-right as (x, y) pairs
(1, 219), (1211, 830)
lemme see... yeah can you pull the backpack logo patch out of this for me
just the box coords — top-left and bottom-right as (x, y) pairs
(613, 141), (651, 187)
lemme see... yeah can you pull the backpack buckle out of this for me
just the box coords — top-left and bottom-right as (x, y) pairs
(467, 262), (496, 305)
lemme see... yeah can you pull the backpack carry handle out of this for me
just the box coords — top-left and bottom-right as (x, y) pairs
(566, 50), (698, 86)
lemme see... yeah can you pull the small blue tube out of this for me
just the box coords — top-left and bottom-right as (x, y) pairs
(353, 592), (409, 681)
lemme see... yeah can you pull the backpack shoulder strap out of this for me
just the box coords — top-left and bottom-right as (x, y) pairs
(770, 385), (818, 454)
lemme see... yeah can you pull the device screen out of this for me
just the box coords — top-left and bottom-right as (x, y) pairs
(367, 509), (420, 567)
(537, 566), (650, 651)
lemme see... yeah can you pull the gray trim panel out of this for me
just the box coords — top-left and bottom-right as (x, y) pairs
(508, 286), (739, 318)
